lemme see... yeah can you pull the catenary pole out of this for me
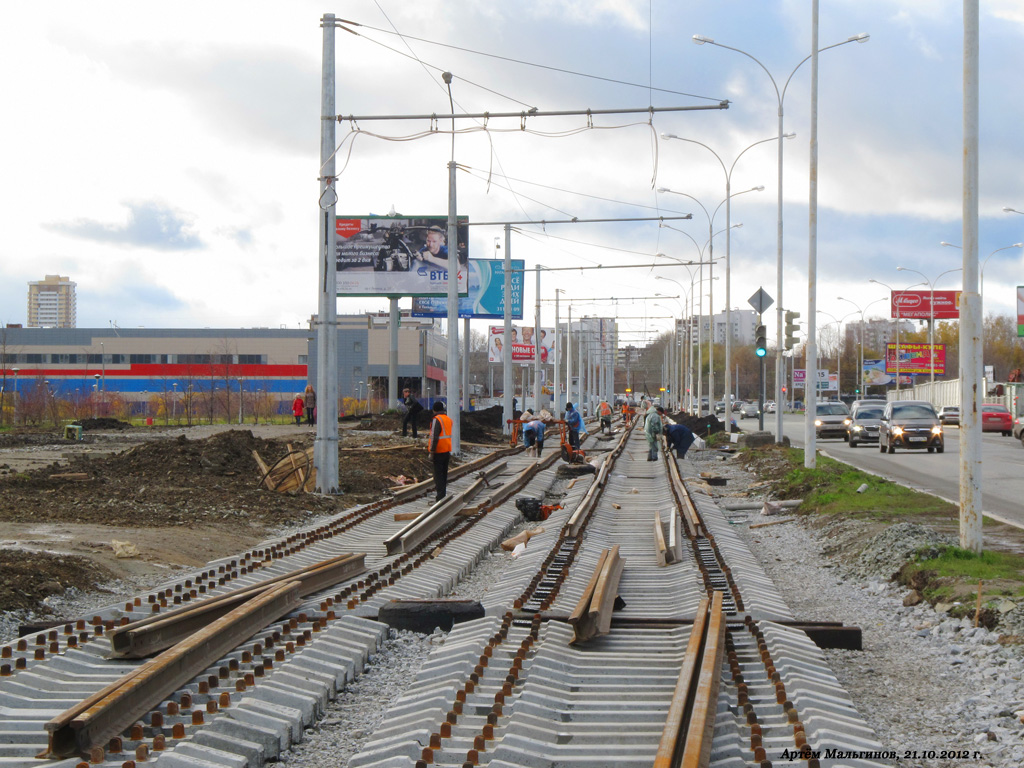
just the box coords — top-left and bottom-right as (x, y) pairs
(805, 0), (820, 468)
(314, 13), (339, 493)
(961, 0), (982, 552)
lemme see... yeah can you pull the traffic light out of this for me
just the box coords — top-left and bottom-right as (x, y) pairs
(784, 310), (800, 350)
(754, 324), (768, 358)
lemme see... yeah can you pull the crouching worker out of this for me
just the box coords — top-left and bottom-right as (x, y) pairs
(522, 418), (546, 456)
(664, 422), (697, 459)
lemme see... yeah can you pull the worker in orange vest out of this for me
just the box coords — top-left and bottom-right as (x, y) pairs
(598, 399), (613, 434)
(428, 401), (453, 502)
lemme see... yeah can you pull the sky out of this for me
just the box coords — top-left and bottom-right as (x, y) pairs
(3, 1), (1024, 351)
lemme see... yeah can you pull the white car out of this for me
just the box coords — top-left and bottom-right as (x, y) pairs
(765, 401), (777, 413)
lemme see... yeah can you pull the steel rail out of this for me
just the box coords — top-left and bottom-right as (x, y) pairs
(45, 581), (303, 759)
(108, 553), (366, 658)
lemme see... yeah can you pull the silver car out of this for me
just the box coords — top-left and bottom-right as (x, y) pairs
(739, 401), (760, 419)
(814, 401), (852, 439)
(847, 403), (884, 447)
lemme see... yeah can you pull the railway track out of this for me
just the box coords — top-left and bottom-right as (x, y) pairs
(0, 421), (886, 768)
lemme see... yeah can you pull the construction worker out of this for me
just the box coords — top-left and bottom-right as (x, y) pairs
(598, 398), (613, 434)
(564, 402), (582, 450)
(428, 401), (453, 502)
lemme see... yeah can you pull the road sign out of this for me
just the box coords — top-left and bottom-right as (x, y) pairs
(748, 287), (774, 315)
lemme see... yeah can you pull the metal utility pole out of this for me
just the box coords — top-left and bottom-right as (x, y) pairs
(804, 0), (820, 469)
(961, 0), (982, 552)
(314, 13), (339, 493)
(503, 224), (513, 431)
(389, 297), (399, 408)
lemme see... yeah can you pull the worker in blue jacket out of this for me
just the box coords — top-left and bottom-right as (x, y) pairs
(564, 402), (582, 450)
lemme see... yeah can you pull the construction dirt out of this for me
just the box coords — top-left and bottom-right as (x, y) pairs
(0, 406), (507, 615)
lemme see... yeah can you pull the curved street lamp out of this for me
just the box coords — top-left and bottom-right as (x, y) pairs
(836, 296), (886, 394)
(896, 264), (963, 385)
(658, 193), (756, 410)
(869, 278), (926, 393)
(693, 30), (869, 443)
(817, 310), (856, 397)
(660, 134), (785, 428)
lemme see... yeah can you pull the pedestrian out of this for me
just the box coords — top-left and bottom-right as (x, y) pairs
(401, 387), (423, 437)
(645, 405), (665, 461)
(564, 401), (582, 450)
(291, 393), (304, 426)
(522, 417), (546, 456)
(303, 384), (316, 425)
(664, 422), (696, 459)
(597, 398), (613, 434)
(428, 401), (453, 503)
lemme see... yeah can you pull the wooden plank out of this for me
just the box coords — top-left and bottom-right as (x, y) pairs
(654, 511), (668, 567)
(749, 517), (797, 529)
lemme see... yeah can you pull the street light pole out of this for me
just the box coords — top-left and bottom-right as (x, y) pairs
(693, 29), (869, 444)
(659, 135), (782, 430)
(817, 311), (854, 397)
(658, 193), (760, 413)
(897, 265), (963, 386)
(837, 296), (885, 394)
(941, 241), (1023, 315)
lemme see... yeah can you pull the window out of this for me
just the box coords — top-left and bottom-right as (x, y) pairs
(238, 354), (264, 365)
(298, 355), (308, 365)
(354, 341), (363, 352)
(130, 354), (154, 364)
(87, 354), (102, 364)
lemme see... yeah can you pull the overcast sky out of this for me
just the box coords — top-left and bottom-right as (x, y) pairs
(3, 1), (1024, 348)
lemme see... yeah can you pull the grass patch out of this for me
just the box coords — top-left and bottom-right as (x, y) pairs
(743, 445), (956, 519)
(912, 547), (1024, 582)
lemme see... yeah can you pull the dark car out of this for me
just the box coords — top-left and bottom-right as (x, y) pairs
(814, 401), (852, 439)
(938, 406), (960, 425)
(981, 404), (1012, 436)
(879, 401), (943, 454)
(846, 403), (885, 447)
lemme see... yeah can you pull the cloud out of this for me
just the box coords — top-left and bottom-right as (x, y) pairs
(46, 201), (203, 250)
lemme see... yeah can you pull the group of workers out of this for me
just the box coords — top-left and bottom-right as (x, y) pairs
(420, 395), (698, 509)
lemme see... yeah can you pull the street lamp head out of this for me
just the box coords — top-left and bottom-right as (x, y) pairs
(1003, 206), (1022, 214)
(660, 133), (678, 140)
(753, 185), (765, 192)
(940, 241), (961, 248)
(656, 187), (670, 193)
(782, 132), (796, 140)
(692, 34), (713, 45)
(849, 32), (870, 43)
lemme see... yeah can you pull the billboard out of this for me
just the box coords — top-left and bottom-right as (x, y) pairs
(863, 358), (892, 386)
(891, 290), (961, 320)
(411, 259), (524, 319)
(1017, 286), (1024, 337)
(884, 343), (946, 376)
(489, 325), (555, 364)
(335, 215), (469, 297)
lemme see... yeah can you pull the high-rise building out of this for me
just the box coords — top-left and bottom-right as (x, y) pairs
(27, 275), (77, 328)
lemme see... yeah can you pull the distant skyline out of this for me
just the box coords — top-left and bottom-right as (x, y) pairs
(3, 1), (1024, 349)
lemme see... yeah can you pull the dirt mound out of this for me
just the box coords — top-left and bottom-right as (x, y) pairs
(670, 412), (726, 438)
(76, 417), (132, 431)
(0, 550), (115, 612)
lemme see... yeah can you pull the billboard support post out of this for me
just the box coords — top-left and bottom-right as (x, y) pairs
(503, 224), (512, 432)
(446, 160), (461, 454)
(389, 298), (399, 409)
(314, 13), (339, 494)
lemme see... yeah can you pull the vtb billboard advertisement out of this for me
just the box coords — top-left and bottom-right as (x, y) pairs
(335, 215), (469, 297)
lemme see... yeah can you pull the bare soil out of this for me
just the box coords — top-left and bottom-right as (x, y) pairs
(0, 407), (506, 614)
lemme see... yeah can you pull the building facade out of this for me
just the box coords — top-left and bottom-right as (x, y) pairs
(27, 275), (77, 328)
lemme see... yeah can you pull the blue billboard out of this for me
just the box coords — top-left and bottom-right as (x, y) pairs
(411, 259), (524, 319)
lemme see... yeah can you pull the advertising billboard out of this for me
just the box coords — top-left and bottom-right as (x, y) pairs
(411, 259), (524, 319)
(863, 359), (892, 386)
(335, 215), (469, 297)
(1017, 286), (1024, 337)
(890, 290), (961, 320)
(884, 343), (946, 376)
(488, 325), (555, 364)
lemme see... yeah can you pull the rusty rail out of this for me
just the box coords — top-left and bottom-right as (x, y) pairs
(108, 553), (366, 658)
(654, 590), (725, 768)
(45, 581), (303, 759)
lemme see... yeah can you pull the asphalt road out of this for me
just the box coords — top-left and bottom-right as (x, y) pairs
(759, 413), (1024, 529)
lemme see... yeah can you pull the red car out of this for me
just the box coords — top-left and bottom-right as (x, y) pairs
(981, 404), (1013, 436)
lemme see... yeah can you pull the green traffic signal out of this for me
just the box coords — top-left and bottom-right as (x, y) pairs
(754, 324), (767, 358)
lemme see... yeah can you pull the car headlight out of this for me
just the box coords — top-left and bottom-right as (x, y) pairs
(932, 425), (943, 435)
(892, 426), (904, 436)
(843, 418), (852, 426)
(814, 419), (823, 427)
(852, 425), (863, 432)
